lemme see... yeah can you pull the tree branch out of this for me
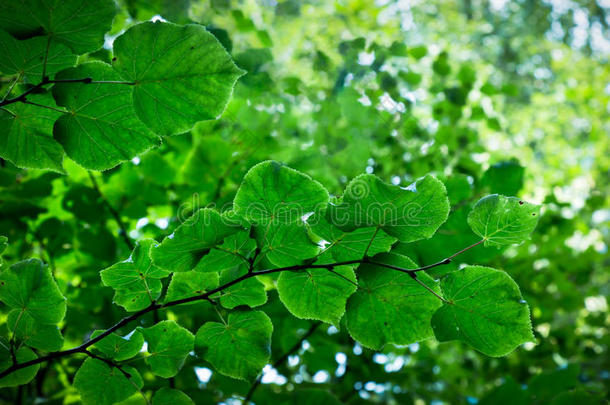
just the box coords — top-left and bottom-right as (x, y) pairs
(0, 240), (484, 379)
(0, 77), (135, 108)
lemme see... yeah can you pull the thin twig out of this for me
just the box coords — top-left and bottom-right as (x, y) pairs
(408, 273), (448, 303)
(0, 77), (135, 108)
(0, 240), (484, 379)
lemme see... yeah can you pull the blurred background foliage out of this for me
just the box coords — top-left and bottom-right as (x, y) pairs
(0, 0), (608, 404)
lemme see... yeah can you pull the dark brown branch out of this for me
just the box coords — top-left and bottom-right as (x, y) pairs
(0, 240), (484, 379)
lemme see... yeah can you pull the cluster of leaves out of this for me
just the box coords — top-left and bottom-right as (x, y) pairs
(0, 0), (243, 172)
(1, 159), (542, 403)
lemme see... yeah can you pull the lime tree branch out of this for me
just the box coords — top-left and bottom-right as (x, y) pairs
(0, 77), (135, 108)
(0, 240), (484, 379)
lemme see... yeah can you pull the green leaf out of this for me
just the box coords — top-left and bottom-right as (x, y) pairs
(431, 266), (534, 357)
(277, 265), (357, 325)
(195, 311), (272, 381)
(100, 239), (169, 311)
(194, 230), (256, 273)
(7, 310), (64, 351)
(255, 222), (320, 267)
(310, 214), (396, 261)
(164, 271), (219, 303)
(328, 174), (450, 243)
(0, 235), (7, 255)
(74, 358), (142, 405)
(0, 346), (39, 388)
(217, 266), (267, 309)
(112, 21), (245, 135)
(138, 320), (194, 378)
(0, 29), (76, 82)
(90, 329), (144, 361)
(152, 208), (240, 272)
(0, 93), (65, 172)
(52, 62), (161, 170)
(345, 253), (442, 349)
(233, 161), (330, 224)
(152, 387), (194, 405)
(0, 258), (66, 324)
(0, 0), (116, 54)
(467, 195), (541, 247)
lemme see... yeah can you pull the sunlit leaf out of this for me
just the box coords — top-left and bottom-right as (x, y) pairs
(431, 266), (534, 356)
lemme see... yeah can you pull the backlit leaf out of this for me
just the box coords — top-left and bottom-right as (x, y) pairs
(152, 209), (240, 272)
(431, 266), (534, 356)
(74, 358), (142, 405)
(0, 93), (64, 172)
(329, 174), (450, 243)
(100, 239), (169, 311)
(112, 21), (244, 135)
(52, 62), (160, 170)
(346, 253), (442, 349)
(0, 258), (66, 324)
(277, 265), (357, 326)
(0, 0), (116, 54)
(233, 161), (329, 225)
(467, 195), (540, 247)
(138, 320), (194, 378)
(195, 311), (272, 381)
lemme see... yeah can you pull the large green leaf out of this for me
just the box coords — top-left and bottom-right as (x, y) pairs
(7, 310), (64, 351)
(152, 388), (194, 405)
(233, 161), (330, 224)
(254, 222), (320, 267)
(277, 265), (357, 325)
(90, 329), (144, 361)
(431, 266), (534, 356)
(467, 195), (540, 247)
(164, 271), (219, 303)
(152, 208), (240, 272)
(0, 258), (66, 324)
(74, 358), (142, 405)
(195, 311), (272, 381)
(328, 174), (450, 243)
(0, 29), (76, 82)
(0, 0), (116, 54)
(309, 213), (396, 261)
(194, 230), (255, 273)
(345, 253), (442, 349)
(112, 21), (244, 135)
(0, 93), (64, 172)
(217, 266), (267, 309)
(0, 346), (39, 388)
(52, 62), (160, 170)
(138, 320), (194, 378)
(100, 239), (169, 311)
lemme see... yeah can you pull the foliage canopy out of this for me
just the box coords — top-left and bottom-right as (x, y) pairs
(0, 0), (608, 404)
